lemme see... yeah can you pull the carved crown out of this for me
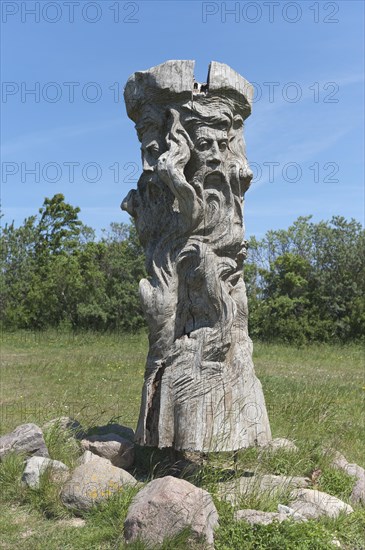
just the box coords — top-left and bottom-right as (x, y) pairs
(124, 60), (253, 123)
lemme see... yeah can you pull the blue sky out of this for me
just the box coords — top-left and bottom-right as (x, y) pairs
(1, 0), (364, 239)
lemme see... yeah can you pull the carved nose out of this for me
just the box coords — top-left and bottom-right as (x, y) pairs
(142, 156), (155, 172)
(121, 189), (137, 216)
(207, 144), (221, 168)
(207, 159), (221, 171)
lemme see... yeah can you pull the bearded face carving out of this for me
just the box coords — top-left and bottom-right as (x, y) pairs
(121, 61), (271, 452)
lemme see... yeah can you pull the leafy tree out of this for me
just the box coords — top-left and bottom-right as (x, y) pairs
(36, 193), (83, 256)
(1, 195), (90, 329)
(0, 216), (39, 327)
(246, 216), (365, 343)
(99, 223), (146, 331)
(1, 195), (363, 343)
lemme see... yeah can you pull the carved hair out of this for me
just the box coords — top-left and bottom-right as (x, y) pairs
(180, 99), (248, 167)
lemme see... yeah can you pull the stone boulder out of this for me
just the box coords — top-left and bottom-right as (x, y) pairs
(57, 517), (86, 528)
(332, 451), (365, 504)
(60, 455), (137, 512)
(22, 456), (69, 488)
(0, 423), (49, 460)
(234, 506), (306, 525)
(77, 450), (100, 465)
(80, 433), (134, 469)
(124, 476), (219, 547)
(85, 423), (134, 442)
(218, 474), (310, 506)
(235, 509), (280, 525)
(289, 488), (354, 519)
(351, 468), (365, 505)
(277, 503), (306, 519)
(260, 438), (299, 453)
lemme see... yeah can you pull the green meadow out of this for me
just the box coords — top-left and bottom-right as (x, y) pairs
(1, 331), (364, 549)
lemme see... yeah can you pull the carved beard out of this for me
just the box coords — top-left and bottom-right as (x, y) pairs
(189, 164), (228, 196)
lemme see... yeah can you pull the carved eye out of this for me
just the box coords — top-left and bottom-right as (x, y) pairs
(197, 139), (211, 151)
(218, 140), (228, 152)
(146, 143), (160, 159)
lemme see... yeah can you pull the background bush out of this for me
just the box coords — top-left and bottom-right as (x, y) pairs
(1, 195), (364, 343)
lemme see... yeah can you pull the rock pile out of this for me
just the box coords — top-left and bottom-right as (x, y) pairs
(0, 424), (362, 548)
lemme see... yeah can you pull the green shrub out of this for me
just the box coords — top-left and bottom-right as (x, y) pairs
(43, 422), (82, 469)
(0, 453), (26, 503)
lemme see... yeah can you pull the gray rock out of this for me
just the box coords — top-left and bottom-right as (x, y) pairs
(57, 517), (86, 528)
(43, 417), (84, 439)
(77, 450), (99, 465)
(332, 451), (365, 504)
(22, 456), (69, 488)
(80, 433), (134, 469)
(60, 455), (137, 512)
(218, 474), (310, 506)
(351, 470), (365, 505)
(277, 503), (307, 521)
(260, 438), (299, 453)
(331, 451), (349, 470)
(277, 504), (292, 514)
(0, 423), (49, 460)
(122, 60), (271, 453)
(86, 423), (134, 442)
(234, 508), (305, 525)
(289, 489), (354, 519)
(234, 509), (282, 525)
(124, 475), (219, 547)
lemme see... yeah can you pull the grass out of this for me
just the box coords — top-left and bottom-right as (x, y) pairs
(0, 330), (147, 434)
(214, 502), (365, 550)
(0, 330), (364, 548)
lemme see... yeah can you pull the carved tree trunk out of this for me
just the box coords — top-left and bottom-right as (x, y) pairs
(122, 60), (271, 452)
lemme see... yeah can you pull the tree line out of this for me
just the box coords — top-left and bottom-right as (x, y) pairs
(1, 194), (364, 343)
